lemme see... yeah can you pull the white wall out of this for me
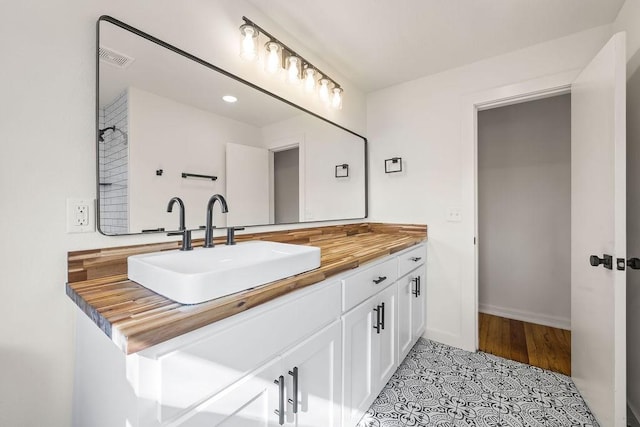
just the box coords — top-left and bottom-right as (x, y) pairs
(262, 114), (366, 222)
(614, 0), (640, 421)
(128, 87), (262, 232)
(478, 95), (571, 330)
(0, 1), (366, 426)
(367, 25), (612, 349)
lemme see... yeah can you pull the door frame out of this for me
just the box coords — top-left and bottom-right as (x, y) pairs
(460, 70), (580, 352)
(264, 135), (306, 224)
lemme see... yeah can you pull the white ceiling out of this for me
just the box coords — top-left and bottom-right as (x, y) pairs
(246, 0), (625, 92)
(100, 20), (302, 127)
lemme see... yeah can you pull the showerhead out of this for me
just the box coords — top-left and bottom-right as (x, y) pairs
(98, 126), (128, 145)
(98, 126), (115, 142)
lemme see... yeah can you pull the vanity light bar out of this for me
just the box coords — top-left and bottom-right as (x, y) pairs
(239, 16), (343, 109)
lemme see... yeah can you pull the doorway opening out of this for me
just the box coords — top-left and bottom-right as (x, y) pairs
(476, 94), (571, 375)
(273, 147), (300, 224)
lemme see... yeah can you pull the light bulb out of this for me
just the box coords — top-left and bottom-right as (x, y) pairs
(331, 87), (343, 109)
(304, 68), (317, 93)
(265, 41), (281, 74)
(239, 24), (258, 61)
(286, 55), (301, 84)
(319, 78), (330, 103)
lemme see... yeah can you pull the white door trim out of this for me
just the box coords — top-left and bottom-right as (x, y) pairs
(460, 69), (580, 352)
(264, 135), (306, 223)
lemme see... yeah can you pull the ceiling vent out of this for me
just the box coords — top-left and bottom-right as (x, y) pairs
(99, 46), (135, 69)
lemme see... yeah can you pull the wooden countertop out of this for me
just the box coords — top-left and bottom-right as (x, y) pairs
(66, 223), (426, 354)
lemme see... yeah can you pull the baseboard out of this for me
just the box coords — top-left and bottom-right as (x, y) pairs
(424, 328), (475, 352)
(479, 303), (571, 330)
(629, 403), (640, 427)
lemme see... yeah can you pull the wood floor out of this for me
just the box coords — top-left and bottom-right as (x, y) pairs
(478, 312), (571, 376)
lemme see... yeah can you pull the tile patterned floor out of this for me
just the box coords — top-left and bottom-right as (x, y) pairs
(358, 338), (599, 427)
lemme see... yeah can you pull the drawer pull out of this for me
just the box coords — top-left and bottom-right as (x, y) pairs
(288, 367), (299, 414)
(373, 276), (387, 284)
(274, 376), (285, 425)
(410, 256), (422, 262)
(373, 306), (381, 334)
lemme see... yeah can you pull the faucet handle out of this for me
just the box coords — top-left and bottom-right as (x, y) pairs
(167, 229), (193, 251)
(226, 227), (245, 246)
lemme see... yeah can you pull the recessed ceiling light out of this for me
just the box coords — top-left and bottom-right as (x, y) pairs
(222, 95), (238, 103)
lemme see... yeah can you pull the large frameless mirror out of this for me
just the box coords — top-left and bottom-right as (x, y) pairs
(97, 16), (367, 235)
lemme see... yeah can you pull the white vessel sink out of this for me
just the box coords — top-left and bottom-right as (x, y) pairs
(128, 241), (321, 304)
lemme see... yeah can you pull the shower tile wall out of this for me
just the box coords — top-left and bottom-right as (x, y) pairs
(99, 90), (129, 234)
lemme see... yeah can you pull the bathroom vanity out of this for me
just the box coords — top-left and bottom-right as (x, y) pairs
(68, 223), (426, 427)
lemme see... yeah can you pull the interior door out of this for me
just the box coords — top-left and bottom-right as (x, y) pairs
(571, 32), (626, 427)
(226, 142), (270, 226)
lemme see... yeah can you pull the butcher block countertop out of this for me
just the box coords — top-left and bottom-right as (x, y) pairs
(66, 223), (427, 354)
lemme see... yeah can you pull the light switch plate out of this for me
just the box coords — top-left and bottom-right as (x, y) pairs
(446, 207), (462, 222)
(67, 198), (95, 233)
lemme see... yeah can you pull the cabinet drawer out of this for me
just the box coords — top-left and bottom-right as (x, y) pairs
(343, 257), (397, 311)
(398, 244), (425, 278)
(154, 280), (341, 422)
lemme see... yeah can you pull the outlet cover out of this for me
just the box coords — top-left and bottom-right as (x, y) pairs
(67, 198), (95, 233)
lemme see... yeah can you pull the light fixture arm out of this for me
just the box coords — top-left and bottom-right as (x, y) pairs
(241, 16), (341, 91)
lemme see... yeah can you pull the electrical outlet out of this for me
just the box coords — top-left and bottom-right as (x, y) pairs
(67, 198), (95, 233)
(446, 207), (462, 222)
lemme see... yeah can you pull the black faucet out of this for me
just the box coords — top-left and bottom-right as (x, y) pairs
(204, 194), (229, 248)
(167, 197), (192, 251)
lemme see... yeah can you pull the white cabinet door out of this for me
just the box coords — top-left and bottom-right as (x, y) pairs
(411, 265), (426, 341)
(398, 266), (427, 362)
(282, 321), (342, 427)
(397, 274), (414, 361)
(342, 297), (377, 427)
(171, 357), (282, 427)
(373, 284), (397, 389)
(342, 282), (399, 426)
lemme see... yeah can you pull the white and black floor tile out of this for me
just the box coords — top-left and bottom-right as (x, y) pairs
(358, 338), (599, 427)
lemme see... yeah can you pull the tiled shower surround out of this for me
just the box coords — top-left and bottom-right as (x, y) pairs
(99, 90), (128, 234)
(360, 338), (598, 427)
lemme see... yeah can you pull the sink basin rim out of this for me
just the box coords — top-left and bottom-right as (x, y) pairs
(127, 241), (321, 304)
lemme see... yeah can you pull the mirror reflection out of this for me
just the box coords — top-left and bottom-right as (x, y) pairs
(97, 17), (367, 235)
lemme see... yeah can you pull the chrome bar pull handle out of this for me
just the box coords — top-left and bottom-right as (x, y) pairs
(288, 367), (299, 414)
(274, 376), (285, 425)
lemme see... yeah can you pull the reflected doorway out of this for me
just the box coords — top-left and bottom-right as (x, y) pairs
(273, 147), (299, 224)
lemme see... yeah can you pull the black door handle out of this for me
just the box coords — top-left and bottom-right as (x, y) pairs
(373, 306), (381, 334)
(380, 302), (385, 331)
(411, 277), (419, 297)
(373, 276), (387, 284)
(628, 258), (640, 270)
(590, 254), (613, 270)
